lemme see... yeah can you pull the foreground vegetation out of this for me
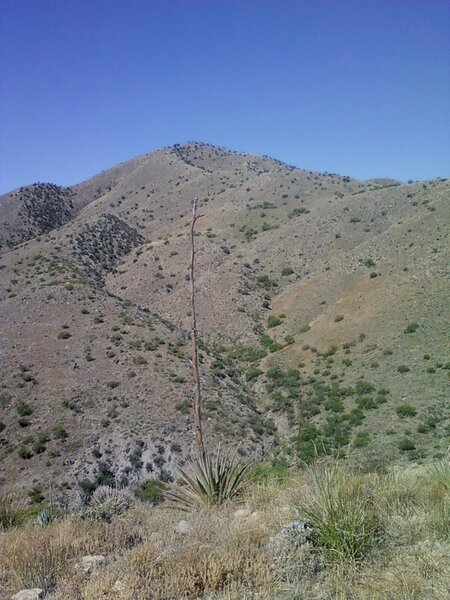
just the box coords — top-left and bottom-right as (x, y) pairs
(1, 456), (449, 599)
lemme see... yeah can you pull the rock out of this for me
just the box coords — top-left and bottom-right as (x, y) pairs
(174, 519), (192, 535)
(11, 590), (44, 600)
(79, 554), (106, 573)
(266, 520), (312, 557)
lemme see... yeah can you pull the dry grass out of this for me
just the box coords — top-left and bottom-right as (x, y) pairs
(1, 459), (449, 599)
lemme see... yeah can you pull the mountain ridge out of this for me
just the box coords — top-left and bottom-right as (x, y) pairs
(0, 142), (448, 503)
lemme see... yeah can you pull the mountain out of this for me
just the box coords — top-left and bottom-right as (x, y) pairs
(0, 141), (448, 504)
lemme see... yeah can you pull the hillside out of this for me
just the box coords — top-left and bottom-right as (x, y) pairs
(0, 141), (448, 504)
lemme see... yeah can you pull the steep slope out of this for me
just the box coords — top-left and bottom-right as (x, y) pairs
(0, 142), (448, 503)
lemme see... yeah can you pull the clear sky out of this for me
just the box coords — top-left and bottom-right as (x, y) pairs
(0, 0), (448, 192)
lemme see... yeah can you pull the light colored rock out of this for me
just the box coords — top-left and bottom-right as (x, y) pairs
(11, 590), (43, 600)
(79, 554), (106, 573)
(174, 519), (192, 535)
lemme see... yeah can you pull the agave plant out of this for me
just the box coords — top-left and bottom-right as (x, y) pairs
(36, 507), (58, 526)
(165, 448), (252, 509)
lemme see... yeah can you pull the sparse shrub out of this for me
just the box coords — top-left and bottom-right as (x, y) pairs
(354, 380), (375, 395)
(0, 495), (27, 528)
(107, 380), (120, 388)
(353, 431), (370, 447)
(397, 365), (410, 373)
(267, 315), (283, 328)
(57, 330), (71, 339)
(18, 444), (33, 459)
(17, 402), (33, 417)
(404, 322), (419, 334)
(175, 400), (191, 414)
(334, 314), (344, 322)
(398, 438), (416, 452)
(52, 425), (68, 440)
(28, 486), (45, 504)
(135, 480), (166, 504)
(281, 267), (294, 276)
(396, 404), (417, 418)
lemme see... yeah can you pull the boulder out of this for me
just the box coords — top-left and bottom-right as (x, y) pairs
(11, 590), (43, 600)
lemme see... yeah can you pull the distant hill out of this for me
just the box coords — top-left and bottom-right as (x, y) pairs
(0, 141), (448, 504)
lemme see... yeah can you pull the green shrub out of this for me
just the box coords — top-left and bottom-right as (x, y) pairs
(175, 400), (191, 414)
(353, 431), (370, 447)
(18, 445), (33, 459)
(404, 322), (419, 334)
(354, 380), (375, 395)
(295, 461), (382, 563)
(334, 314), (344, 322)
(135, 480), (166, 504)
(398, 438), (416, 452)
(267, 315), (283, 328)
(57, 330), (71, 339)
(0, 495), (28, 528)
(28, 486), (45, 504)
(397, 365), (410, 373)
(281, 267), (294, 276)
(52, 425), (68, 440)
(17, 402), (33, 417)
(396, 404), (417, 418)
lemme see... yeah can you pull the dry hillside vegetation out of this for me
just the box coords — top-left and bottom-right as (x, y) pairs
(0, 142), (448, 507)
(0, 459), (449, 599)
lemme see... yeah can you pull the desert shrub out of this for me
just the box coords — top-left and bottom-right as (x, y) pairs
(17, 402), (33, 417)
(334, 314), (344, 322)
(18, 445), (33, 459)
(353, 431), (370, 447)
(404, 322), (419, 334)
(175, 400), (191, 413)
(398, 438), (416, 452)
(294, 461), (382, 563)
(28, 486), (45, 504)
(354, 380), (375, 395)
(267, 315), (283, 328)
(57, 330), (71, 339)
(396, 404), (417, 418)
(135, 480), (166, 504)
(52, 425), (68, 440)
(0, 495), (28, 528)
(245, 366), (262, 381)
(281, 267), (294, 276)
(397, 365), (410, 373)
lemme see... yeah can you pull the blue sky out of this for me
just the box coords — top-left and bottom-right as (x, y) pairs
(0, 0), (448, 192)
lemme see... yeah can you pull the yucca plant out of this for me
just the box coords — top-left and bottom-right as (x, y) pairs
(165, 448), (252, 509)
